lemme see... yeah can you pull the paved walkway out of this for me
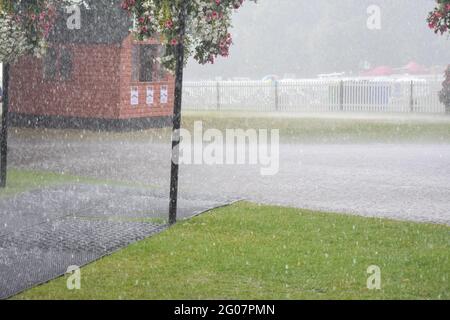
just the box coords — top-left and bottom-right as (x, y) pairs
(0, 184), (237, 299)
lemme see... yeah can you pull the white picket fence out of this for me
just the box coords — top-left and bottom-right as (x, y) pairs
(183, 79), (447, 113)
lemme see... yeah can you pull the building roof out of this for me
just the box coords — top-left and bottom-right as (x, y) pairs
(361, 66), (394, 77)
(403, 61), (429, 75)
(49, 0), (132, 44)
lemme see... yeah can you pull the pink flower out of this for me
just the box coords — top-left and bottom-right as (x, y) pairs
(165, 19), (174, 29)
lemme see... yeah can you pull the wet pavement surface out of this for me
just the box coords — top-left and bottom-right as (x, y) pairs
(0, 183), (238, 299)
(9, 133), (450, 225)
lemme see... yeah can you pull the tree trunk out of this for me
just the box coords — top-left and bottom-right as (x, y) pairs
(168, 1), (189, 225)
(0, 63), (10, 188)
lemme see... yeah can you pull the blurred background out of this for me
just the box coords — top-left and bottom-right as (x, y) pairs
(185, 0), (450, 81)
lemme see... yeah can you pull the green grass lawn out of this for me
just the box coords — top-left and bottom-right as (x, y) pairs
(14, 202), (450, 300)
(0, 169), (158, 198)
(182, 111), (450, 144)
(12, 112), (450, 144)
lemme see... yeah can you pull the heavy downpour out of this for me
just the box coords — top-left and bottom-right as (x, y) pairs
(0, 0), (449, 301)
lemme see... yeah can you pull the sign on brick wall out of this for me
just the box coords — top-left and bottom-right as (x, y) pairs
(160, 85), (168, 104)
(146, 86), (154, 105)
(131, 86), (139, 105)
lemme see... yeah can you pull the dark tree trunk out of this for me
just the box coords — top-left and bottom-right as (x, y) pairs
(168, 1), (189, 225)
(0, 63), (10, 188)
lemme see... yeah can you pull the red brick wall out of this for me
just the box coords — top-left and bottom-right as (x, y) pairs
(118, 35), (175, 119)
(10, 44), (122, 119)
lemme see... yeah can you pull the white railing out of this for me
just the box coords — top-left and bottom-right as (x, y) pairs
(183, 79), (447, 114)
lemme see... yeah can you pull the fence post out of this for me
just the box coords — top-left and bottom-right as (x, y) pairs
(409, 80), (414, 113)
(274, 80), (279, 111)
(339, 80), (344, 111)
(216, 81), (220, 111)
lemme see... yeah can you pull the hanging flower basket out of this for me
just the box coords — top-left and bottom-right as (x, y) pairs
(0, 0), (60, 62)
(427, 0), (450, 35)
(121, 0), (252, 71)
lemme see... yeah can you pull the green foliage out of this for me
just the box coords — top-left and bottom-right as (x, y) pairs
(0, 0), (57, 62)
(0, 1), (88, 62)
(427, 0), (450, 35)
(121, 0), (256, 71)
(440, 65), (450, 112)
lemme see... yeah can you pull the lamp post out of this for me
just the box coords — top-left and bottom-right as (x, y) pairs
(0, 63), (9, 188)
(168, 0), (189, 225)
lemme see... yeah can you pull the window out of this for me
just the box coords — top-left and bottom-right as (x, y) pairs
(43, 48), (58, 80)
(60, 48), (73, 81)
(139, 45), (155, 82)
(132, 44), (164, 82)
(43, 47), (73, 81)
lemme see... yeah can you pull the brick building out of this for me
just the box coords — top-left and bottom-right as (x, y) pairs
(9, 1), (174, 130)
